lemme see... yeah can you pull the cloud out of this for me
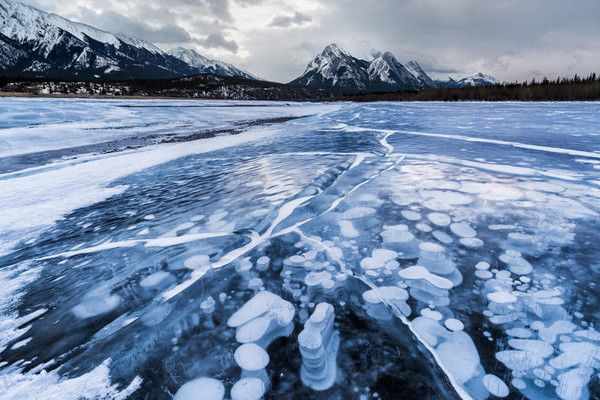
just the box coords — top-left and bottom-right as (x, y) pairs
(22, 0), (600, 82)
(197, 33), (239, 53)
(269, 11), (311, 28)
(79, 9), (194, 44)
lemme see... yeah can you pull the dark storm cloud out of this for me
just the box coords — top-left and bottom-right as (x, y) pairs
(79, 9), (194, 43)
(269, 11), (311, 28)
(197, 33), (239, 53)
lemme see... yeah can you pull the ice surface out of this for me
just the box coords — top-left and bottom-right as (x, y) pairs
(1, 100), (599, 400)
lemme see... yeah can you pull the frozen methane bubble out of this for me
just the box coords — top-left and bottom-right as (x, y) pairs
(184, 254), (210, 270)
(72, 288), (120, 319)
(432, 231), (453, 244)
(482, 374), (509, 398)
(338, 220), (359, 238)
(496, 350), (544, 371)
(256, 256), (270, 271)
(298, 303), (339, 391)
(174, 377), (225, 400)
(417, 242), (462, 286)
(436, 331), (482, 385)
(234, 343), (270, 387)
(427, 212), (451, 227)
(449, 222), (477, 238)
(139, 271), (174, 289)
(342, 207), (376, 219)
(499, 250), (532, 275)
(227, 291), (295, 347)
(444, 318), (464, 332)
(398, 266), (453, 290)
(401, 210), (421, 221)
(360, 249), (398, 270)
(231, 378), (266, 400)
(381, 228), (419, 259)
(556, 367), (594, 400)
(487, 291), (517, 304)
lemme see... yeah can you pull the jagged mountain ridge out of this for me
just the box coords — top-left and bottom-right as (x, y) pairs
(0, 0), (254, 79)
(292, 44), (499, 92)
(167, 47), (256, 80)
(435, 72), (500, 88)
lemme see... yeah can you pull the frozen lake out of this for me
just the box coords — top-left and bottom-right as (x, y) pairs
(0, 99), (599, 400)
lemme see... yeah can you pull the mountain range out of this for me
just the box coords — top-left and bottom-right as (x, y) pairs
(0, 0), (498, 92)
(290, 43), (499, 92)
(0, 0), (253, 80)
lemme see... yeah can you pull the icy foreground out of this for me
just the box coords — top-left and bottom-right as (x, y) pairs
(0, 99), (599, 400)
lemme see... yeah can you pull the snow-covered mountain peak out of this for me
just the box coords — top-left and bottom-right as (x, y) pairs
(0, 0), (161, 54)
(321, 43), (350, 58)
(167, 47), (257, 80)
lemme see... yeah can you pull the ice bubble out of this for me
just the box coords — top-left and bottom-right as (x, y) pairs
(338, 220), (359, 238)
(538, 320), (575, 343)
(506, 328), (532, 338)
(482, 374), (509, 398)
(234, 343), (269, 372)
(342, 207), (376, 219)
(476, 271), (493, 281)
(432, 231), (453, 244)
(421, 191), (474, 211)
(362, 286), (409, 305)
(401, 210), (421, 221)
(72, 289), (121, 319)
(256, 256), (270, 271)
(496, 350), (544, 371)
(231, 378), (266, 400)
(398, 266), (453, 290)
(228, 291), (295, 346)
(450, 222), (476, 238)
(574, 329), (600, 342)
(416, 223), (433, 232)
(555, 367), (594, 400)
(476, 262), (490, 270)
(487, 291), (517, 304)
(511, 378), (526, 390)
(499, 250), (532, 275)
(412, 316), (448, 346)
(509, 339), (554, 358)
(140, 271), (173, 289)
(427, 213), (451, 227)
(478, 184), (523, 201)
(382, 230), (419, 259)
(305, 271), (335, 289)
(174, 378), (225, 400)
(200, 296), (216, 313)
(299, 303), (339, 391)
(420, 308), (443, 321)
(559, 342), (600, 361)
(436, 331), (481, 384)
(236, 258), (254, 273)
(444, 318), (464, 332)
(460, 238), (484, 248)
(184, 255), (210, 270)
(248, 278), (263, 290)
(418, 242), (445, 261)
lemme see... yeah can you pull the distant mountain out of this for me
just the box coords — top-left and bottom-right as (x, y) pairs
(0, 0), (253, 80)
(435, 73), (500, 88)
(292, 44), (498, 93)
(290, 43), (370, 91)
(367, 51), (423, 91)
(405, 60), (437, 88)
(168, 47), (257, 80)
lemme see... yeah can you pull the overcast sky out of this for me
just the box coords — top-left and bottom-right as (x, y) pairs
(27, 0), (600, 83)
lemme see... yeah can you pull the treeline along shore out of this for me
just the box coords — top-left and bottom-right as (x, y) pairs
(1, 73), (598, 102)
(342, 74), (600, 102)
